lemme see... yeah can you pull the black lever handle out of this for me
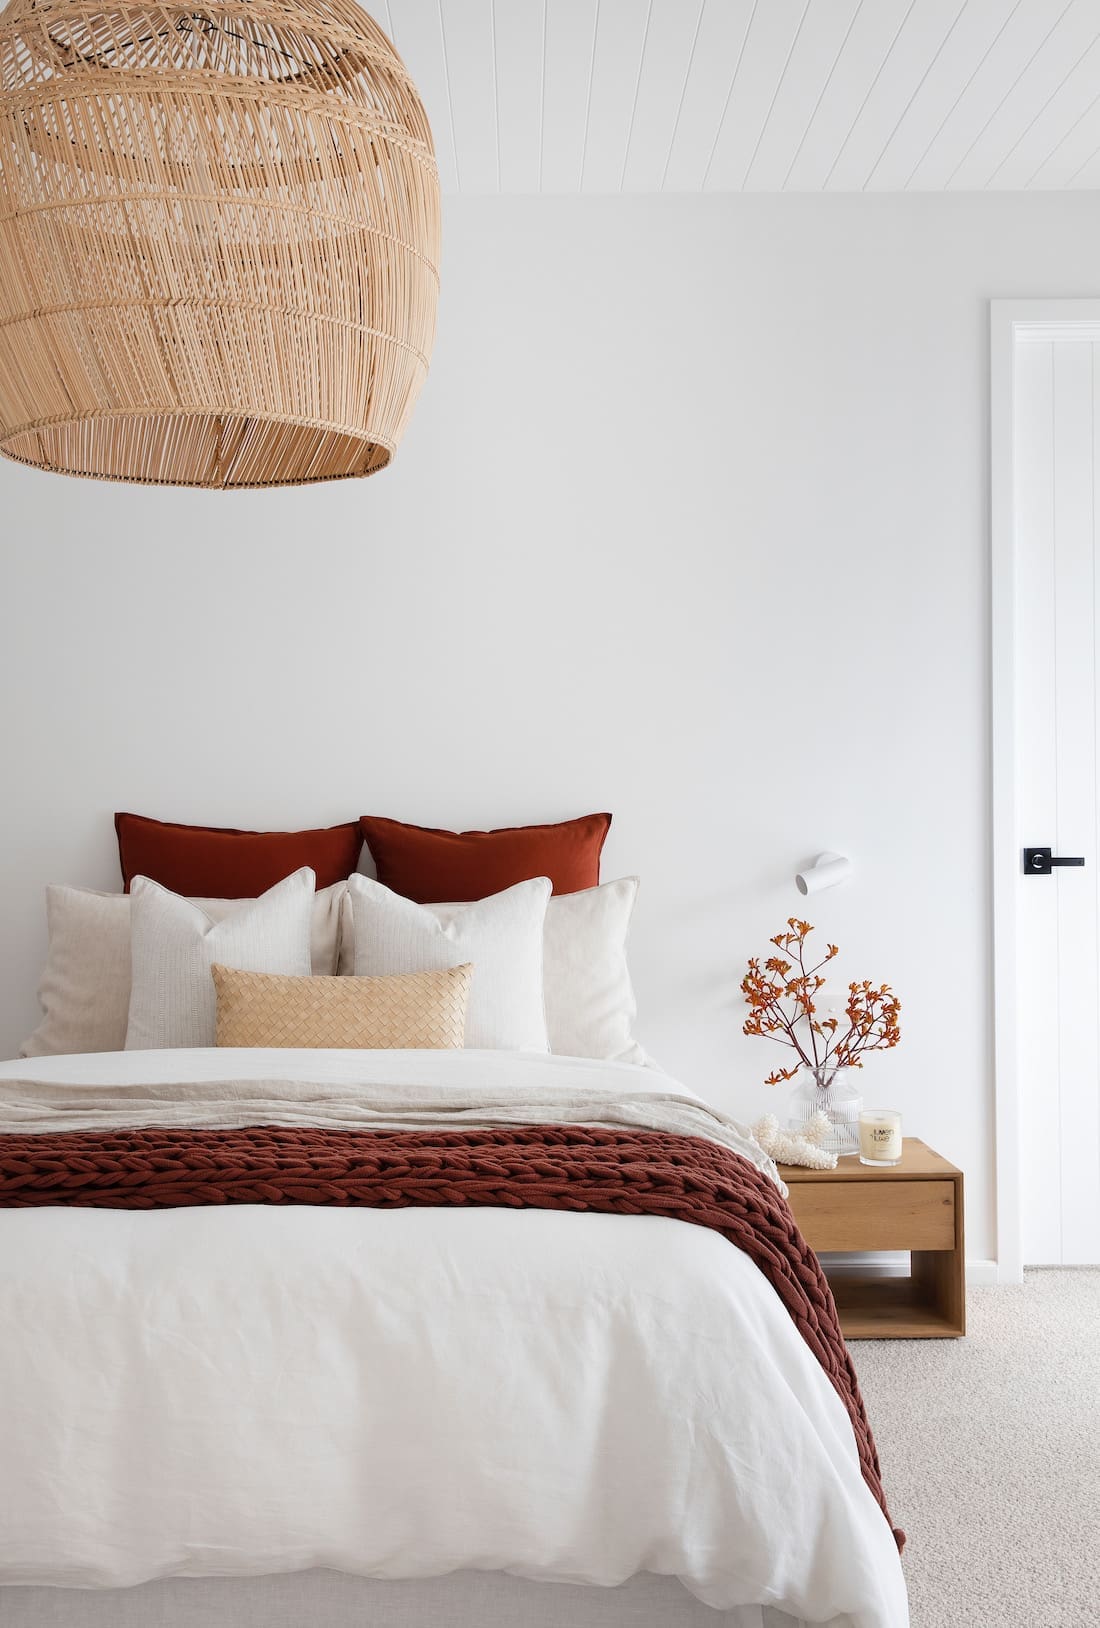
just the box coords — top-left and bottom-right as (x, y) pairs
(1024, 847), (1086, 876)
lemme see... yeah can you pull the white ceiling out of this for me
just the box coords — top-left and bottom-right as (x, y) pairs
(376, 0), (1100, 194)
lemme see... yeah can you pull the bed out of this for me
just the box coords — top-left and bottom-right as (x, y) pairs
(0, 1046), (909, 1628)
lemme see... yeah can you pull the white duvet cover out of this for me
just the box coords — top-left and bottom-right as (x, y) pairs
(0, 1049), (908, 1627)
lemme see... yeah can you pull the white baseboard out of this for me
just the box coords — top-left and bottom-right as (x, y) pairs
(817, 1251), (909, 1276)
(818, 1252), (1000, 1286)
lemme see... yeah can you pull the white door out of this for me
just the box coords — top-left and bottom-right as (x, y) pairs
(1010, 322), (1100, 1267)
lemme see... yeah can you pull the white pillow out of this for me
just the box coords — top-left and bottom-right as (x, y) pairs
(347, 874), (551, 1051)
(125, 869), (315, 1050)
(339, 877), (645, 1063)
(20, 881), (346, 1058)
(543, 877), (645, 1064)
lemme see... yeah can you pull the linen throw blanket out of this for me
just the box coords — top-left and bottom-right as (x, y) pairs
(0, 1076), (902, 1553)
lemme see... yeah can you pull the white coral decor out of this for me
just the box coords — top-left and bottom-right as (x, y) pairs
(751, 1111), (838, 1171)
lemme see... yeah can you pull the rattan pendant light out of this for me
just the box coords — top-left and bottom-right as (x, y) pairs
(0, 0), (440, 487)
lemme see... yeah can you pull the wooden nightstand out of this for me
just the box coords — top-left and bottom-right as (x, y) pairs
(778, 1139), (965, 1339)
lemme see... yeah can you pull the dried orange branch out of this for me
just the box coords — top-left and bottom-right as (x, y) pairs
(741, 919), (901, 1088)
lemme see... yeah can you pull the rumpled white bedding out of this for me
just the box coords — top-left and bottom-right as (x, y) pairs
(0, 1049), (908, 1627)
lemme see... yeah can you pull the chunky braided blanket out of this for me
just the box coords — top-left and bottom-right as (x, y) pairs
(0, 1120), (902, 1552)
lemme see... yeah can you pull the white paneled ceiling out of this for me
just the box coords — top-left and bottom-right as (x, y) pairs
(377, 0), (1100, 193)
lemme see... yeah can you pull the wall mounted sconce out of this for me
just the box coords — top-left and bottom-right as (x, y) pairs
(795, 853), (851, 896)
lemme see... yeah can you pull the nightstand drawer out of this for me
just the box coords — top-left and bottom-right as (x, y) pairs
(788, 1178), (956, 1252)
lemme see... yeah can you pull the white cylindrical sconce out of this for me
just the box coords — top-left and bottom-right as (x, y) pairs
(795, 852), (851, 896)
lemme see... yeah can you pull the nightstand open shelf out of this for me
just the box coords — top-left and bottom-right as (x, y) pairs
(777, 1139), (965, 1339)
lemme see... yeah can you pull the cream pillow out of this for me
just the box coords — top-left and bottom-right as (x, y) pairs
(213, 963), (472, 1050)
(339, 875), (644, 1063)
(347, 874), (551, 1051)
(20, 881), (346, 1058)
(125, 869), (315, 1050)
(543, 877), (645, 1063)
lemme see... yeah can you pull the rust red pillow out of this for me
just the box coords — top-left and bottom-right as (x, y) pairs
(115, 812), (363, 897)
(358, 813), (612, 903)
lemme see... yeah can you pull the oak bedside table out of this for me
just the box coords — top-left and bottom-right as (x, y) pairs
(777, 1139), (965, 1339)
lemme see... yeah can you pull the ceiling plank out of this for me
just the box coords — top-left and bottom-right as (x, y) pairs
(621, 0), (706, 192)
(985, 30), (1100, 187)
(1028, 72), (1100, 186)
(824, 0), (971, 190)
(391, 0), (1100, 194)
(861, 0), (1022, 191)
(702, 0), (816, 192)
(783, 0), (915, 190)
(386, 0), (462, 192)
(580, 0), (656, 193)
(906, 0), (1075, 187)
(1067, 126), (1100, 186)
(541, 0), (602, 192)
(493, 1), (547, 193)
(946, 0), (1100, 188)
(662, 0), (757, 191)
(743, 0), (863, 192)
(434, 0), (502, 193)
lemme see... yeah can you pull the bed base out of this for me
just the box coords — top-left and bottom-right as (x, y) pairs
(3, 1569), (809, 1627)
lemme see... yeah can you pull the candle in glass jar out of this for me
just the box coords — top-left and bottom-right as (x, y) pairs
(858, 1109), (903, 1167)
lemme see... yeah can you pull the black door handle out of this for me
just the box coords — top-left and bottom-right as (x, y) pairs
(1024, 847), (1086, 875)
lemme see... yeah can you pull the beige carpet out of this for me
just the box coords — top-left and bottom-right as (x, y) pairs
(850, 1269), (1100, 1628)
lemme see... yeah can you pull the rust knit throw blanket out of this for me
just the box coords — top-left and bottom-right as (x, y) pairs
(0, 1121), (903, 1551)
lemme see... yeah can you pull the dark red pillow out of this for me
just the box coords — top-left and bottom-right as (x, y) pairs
(115, 812), (363, 897)
(359, 813), (612, 903)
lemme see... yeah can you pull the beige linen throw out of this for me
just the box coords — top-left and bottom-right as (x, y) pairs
(0, 1075), (784, 1193)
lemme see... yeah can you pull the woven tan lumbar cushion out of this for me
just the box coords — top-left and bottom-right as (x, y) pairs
(212, 964), (472, 1051)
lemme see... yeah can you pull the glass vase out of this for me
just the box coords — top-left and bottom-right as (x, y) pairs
(787, 1064), (863, 1157)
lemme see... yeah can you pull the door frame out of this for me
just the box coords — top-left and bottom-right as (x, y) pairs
(990, 299), (1100, 1284)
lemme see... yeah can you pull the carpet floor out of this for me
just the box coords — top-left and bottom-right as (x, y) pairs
(850, 1269), (1100, 1628)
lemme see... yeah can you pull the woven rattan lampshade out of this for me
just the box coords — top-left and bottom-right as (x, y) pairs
(0, 0), (440, 487)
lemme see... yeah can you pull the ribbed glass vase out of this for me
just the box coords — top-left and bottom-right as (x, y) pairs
(787, 1065), (863, 1157)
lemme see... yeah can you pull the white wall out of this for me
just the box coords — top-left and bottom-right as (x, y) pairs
(4, 191), (1100, 1266)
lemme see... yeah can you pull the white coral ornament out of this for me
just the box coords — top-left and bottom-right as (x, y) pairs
(751, 1111), (838, 1170)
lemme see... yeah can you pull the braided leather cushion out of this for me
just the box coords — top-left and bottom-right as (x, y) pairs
(211, 963), (472, 1049)
(0, 1121), (902, 1551)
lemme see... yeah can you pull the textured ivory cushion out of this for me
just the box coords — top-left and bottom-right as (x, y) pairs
(347, 874), (551, 1051)
(340, 876), (644, 1064)
(358, 813), (611, 902)
(23, 882), (345, 1057)
(20, 882), (346, 1058)
(542, 877), (645, 1064)
(213, 963), (472, 1050)
(125, 869), (315, 1050)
